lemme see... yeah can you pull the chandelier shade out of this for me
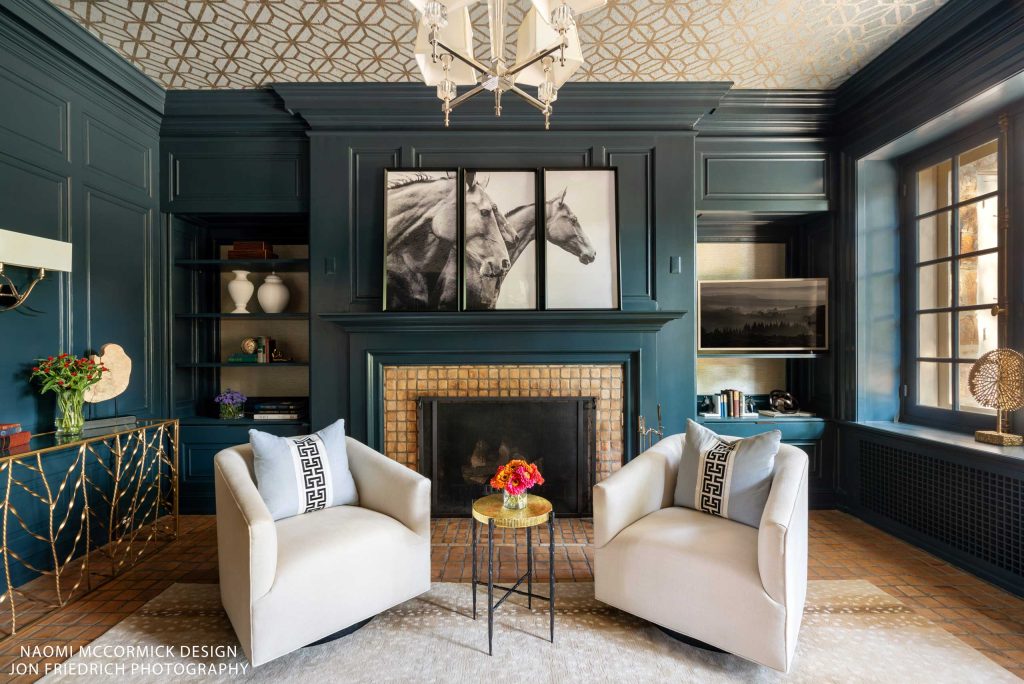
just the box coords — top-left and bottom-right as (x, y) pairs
(414, 7), (478, 85)
(514, 7), (584, 87)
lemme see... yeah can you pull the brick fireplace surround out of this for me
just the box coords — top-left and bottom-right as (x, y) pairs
(382, 364), (625, 482)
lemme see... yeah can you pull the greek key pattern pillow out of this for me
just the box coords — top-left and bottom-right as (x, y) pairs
(696, 437), (737, 517)
(249, 419), (358, 521)
(674, 419), (780, 528)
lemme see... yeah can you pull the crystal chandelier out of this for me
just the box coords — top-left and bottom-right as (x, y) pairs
(408, 0), (605, 129)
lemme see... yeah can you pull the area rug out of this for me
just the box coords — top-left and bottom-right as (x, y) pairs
(42, 581), (1015, 683)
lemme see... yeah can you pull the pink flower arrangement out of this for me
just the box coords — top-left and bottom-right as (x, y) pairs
(490, 459), (545, 496)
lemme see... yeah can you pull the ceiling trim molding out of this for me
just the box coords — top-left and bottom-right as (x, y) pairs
(696, 90), (836, 137)
(2, 0), (164, 115)
(161, 90), (307, 138)
(273, 82), (732, 131)
(836, 0), (1024, 155)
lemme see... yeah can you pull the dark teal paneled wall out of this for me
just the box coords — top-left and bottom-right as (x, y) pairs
(0, 0), (165, 432)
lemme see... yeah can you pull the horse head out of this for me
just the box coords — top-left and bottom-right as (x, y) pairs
(465, 171), (511, 278)
(546, 188), (596, 264)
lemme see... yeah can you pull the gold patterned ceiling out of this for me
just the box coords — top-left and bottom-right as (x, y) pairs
(51, 0), (947, 90)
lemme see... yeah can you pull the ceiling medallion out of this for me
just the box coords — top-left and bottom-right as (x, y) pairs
(409, 0), (605, 129)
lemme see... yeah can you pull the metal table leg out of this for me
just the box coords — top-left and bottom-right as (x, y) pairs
(526, 526), (533, 609)
(549, 512), (555, 643)
(488, 518), (495, 656)
(471, 513), (478, 620)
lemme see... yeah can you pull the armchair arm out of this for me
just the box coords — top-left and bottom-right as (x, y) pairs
(213, 445), (278, 605)
(593, 435), (682, 548)
(346, 437), (431, 539)
(757, 444), (809, 606)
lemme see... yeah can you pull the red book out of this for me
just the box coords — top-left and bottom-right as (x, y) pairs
(0, 423), (19, 430)
(0, 431), (31, 450)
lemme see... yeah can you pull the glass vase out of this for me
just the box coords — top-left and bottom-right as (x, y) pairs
(219, 403), (244, 420)
(54, 389), (85, 436)
(503, 490), (527, 510)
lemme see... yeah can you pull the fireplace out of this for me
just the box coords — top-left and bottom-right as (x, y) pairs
(418, 397), (596, 517)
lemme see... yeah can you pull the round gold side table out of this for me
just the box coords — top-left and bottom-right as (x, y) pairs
(471, 493), (554, 656)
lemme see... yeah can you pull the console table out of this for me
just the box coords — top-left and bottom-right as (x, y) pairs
(0, 419), (178, 638)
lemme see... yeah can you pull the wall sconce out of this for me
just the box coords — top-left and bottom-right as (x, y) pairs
(0, 229), (73, 313)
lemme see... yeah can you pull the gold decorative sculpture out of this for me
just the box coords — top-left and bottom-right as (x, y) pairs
(968, 349), (1024, 446)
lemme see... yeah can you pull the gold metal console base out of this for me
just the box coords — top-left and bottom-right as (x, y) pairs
(0, 419), (178, 640)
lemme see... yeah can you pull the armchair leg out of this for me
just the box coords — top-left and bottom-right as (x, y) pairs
(656, 625), (726, 653)
(303, 617), (374, 647)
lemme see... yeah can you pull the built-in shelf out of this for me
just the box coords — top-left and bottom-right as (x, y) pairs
(320, 310), (687, 333)
(176, 362), (310, 369)
(174, 258), (310, 271)
(698, 415), (825, 422)
(175, 312), (309, 320)
(180, 416), (310, 427)
(697, 352), (826, 359)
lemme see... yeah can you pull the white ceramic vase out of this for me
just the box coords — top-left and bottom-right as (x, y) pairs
(257, 272), (290, 314)
(227, 270), (254, 314)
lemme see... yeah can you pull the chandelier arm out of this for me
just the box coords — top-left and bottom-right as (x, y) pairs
(505, 41), (565, 78)
(0, 267), (46, 313)
(507, 85), (549, 112)
(433, 40), (491, 76)
(447, 84), (488, 110)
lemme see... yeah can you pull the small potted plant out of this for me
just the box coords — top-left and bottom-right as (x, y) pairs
(31, 353), (107, 436)
(214, 389), (247, 420)
(490, 459), (545, 510)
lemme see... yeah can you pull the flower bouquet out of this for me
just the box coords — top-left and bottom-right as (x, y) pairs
(214, 389), (247, 420)
(30, 354), (108, 436)
(490, 459), (545, 510)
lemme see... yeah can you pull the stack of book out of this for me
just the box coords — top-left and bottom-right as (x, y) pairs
(228, 241), (277, 260)
(708, 389), (757, 418)
(251, 399), (307, 421)
(0, 423), (31, 451)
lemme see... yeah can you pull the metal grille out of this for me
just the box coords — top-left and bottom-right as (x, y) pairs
(860, 440), (1024, 578)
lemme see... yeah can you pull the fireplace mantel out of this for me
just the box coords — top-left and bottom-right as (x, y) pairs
(319, 310), (686, 334)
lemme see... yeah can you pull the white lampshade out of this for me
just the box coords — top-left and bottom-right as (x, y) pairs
(0, 229), (72, 272)
(414, 7), (478, 86)
(514, 7), (584, 87)
(529, 0), (606, 24)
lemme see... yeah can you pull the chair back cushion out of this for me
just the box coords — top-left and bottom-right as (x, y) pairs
(673, 419), (780, 528)
(249, 419), (358, 521)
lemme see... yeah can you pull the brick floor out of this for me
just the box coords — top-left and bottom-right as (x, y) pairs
(0, 511), (1021, 681)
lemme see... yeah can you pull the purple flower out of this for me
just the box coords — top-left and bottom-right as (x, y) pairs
(214, 389), (247, 406)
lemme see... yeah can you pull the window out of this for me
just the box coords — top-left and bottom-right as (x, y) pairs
(904, 135), (1002, 427)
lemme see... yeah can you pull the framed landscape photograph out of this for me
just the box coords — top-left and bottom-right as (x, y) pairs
(698, 278), (829, 352)
(461, 169), (538, 310)
(542, 168), (620, 310)
(383, 169), (459, 311)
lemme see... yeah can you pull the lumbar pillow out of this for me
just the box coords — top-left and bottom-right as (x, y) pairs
(674, 419), (780, 528)
(249, 419), (358, 521)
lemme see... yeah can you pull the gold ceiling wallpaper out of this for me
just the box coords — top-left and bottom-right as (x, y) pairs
(51, 0), (947, 90)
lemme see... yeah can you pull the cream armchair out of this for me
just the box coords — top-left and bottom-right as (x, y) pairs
(214, 437), (431, 667)
(594, 434), (808, 672)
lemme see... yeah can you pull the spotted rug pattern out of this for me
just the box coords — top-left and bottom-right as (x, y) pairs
(43, 581), (1017, 683)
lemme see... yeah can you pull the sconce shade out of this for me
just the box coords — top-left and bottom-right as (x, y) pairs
(0, 229), (72, 272)
(415, 7), (479, 85)
(529, 0), (606, 23)
(514, 7), (584, 87)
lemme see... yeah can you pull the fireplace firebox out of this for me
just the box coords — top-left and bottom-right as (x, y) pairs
(418, 397), (596, 517)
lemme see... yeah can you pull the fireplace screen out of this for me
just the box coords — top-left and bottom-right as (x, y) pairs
(418, 397), (596, 517)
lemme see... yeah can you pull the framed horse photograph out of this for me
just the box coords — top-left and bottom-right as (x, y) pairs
(383, 169), (459, 311)
(460, 169), (539, 311)
(542, 168), (621, 310)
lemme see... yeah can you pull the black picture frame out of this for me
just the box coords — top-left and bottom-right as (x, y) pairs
(382, 168), (459, 311)
(460, 168), (541, 311)
(697, 278), (830, 352)
(541, 167), (621, 311)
